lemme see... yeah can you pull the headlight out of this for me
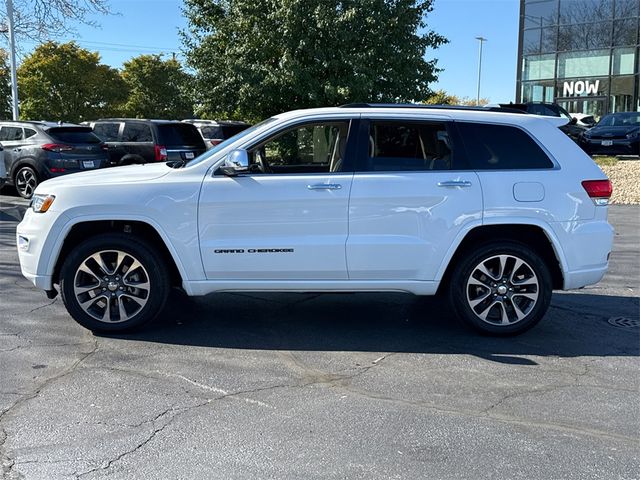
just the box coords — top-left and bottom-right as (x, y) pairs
(31, 194), (55, 213)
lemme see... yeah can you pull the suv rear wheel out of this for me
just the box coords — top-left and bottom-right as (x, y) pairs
(60, 233), (170, 332)
(14, 165), (38, 199)
(448, 242), (552, 335)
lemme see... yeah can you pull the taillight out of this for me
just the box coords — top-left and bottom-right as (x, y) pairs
(154, 144), (167, 161)
(100, 143), (109, 151)
(582, 179), (612, 206)
(42, 143), (73, 152)
(210, 139), (222, 147)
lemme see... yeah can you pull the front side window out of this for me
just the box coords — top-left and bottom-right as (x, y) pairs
(93, 122), (121, 142)
(457, 122), (554, 170)
(363, 121), (455, 172)
(248, 121), (349, 174)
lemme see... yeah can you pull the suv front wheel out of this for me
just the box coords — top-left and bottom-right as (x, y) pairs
(448, 242), (552, 336)
(60, 233), (170, 332)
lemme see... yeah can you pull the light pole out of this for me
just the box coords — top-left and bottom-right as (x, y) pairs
(6, 0), (19, 119)
(475, 36), (487, 106)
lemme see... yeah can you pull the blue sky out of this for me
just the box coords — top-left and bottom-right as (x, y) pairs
(18, 0), (520, 104)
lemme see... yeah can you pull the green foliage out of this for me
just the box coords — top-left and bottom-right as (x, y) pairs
(0, 50), (12, 119)
(423, 89), (489, 106)
(17, 42), (127, 123)
(182, 0), (447, 121)
(121, 55), (194, 119)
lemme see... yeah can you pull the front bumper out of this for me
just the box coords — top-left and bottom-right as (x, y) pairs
(16, 208), (70, 291)
(579, 137), (639, 156)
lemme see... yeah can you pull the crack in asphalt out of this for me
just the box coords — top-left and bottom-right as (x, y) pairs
(26, 299), (58, 314)
(0, 337), (99, 479)
(73, 402), (209, 479)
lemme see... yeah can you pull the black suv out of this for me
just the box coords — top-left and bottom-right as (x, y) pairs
(85, 119), (207, 166)
(0, 121), (109, 199)
(498, 102), (587, 141)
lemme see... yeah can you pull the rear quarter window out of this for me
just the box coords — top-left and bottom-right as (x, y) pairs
(456, 122), (554, 170)
(47, 127), (102, 144)
(157, 124), (206, 148)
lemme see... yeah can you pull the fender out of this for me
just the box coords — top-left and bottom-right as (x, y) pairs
(42, 213), (199, 295)
(433, 216), (570, 282)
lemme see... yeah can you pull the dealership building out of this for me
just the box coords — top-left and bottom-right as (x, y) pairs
(516, 0), (639, 117)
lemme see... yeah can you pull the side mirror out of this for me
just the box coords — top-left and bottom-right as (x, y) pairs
(570, 117), (577, 125)
(218, 149), (249, 176)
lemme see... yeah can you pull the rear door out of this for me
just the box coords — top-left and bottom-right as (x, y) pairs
(0, 126), (26, 176)
(346, 116), (482, 281)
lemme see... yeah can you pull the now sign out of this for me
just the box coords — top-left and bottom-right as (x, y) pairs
(563, 80), (600, 96)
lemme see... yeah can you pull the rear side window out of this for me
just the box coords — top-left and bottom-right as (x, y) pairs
(363, 121), (455, 171)
(0, 126), (23, 141)
(157, 124), (205, 148)
(24, 128), (37, 139)
(122, 123), (153, 142)
(47, 127), (102, 144)
(456, 122), (554, 170)
(93, 122), (121, 142)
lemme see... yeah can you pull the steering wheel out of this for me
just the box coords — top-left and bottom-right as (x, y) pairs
(252, 148), (272, 173)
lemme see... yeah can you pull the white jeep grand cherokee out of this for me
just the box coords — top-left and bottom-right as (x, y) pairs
(16, 105), (614, 335)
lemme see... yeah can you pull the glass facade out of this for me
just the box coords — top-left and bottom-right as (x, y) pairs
(517, 0), (640, 119)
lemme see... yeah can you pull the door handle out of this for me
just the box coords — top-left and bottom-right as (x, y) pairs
(307, 183), (342, 190)
(437, 180), (472, 188)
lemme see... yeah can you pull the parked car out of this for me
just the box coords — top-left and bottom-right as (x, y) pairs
(85, 119), (207, 166)
(579, 111), (640, 156)
(0, 121), (109, 199)
(16, 104), (613, 336)
(183, 119), (251, 148)
(498, 102), (588, 141)
(570, 113), (597, 128)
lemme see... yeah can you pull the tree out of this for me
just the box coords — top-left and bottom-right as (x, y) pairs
(182, 0), (447, 121)
(0, 0), (110, 41)
(423, 89), (489, 106)
(0, 49), (12, 119)
(17, 41), (127, 122)
(120, 55), (194, 119)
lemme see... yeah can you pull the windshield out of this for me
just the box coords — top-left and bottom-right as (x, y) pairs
(597, 113), (640, 127)
(47, 127), (102, 144)
(185, 117), (277, 167)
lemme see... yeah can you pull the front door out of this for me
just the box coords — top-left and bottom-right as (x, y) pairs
(346, 117), (482, 281)
(198, 119), (356, 280)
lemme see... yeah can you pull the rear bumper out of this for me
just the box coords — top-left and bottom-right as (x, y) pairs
(549, 219), (614, 290)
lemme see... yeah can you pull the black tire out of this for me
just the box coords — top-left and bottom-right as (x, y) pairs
(14, 165), (38, 199)
(60, 233), (170, 333)
(447, 242), (552, 336)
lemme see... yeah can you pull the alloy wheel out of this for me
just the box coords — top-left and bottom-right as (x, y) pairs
(465, 254), (539, 326)
(73, 250), (151, 323)
(16, 168), (37, 198)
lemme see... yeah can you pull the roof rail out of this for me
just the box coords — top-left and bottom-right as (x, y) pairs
(338, 103), (528, 114)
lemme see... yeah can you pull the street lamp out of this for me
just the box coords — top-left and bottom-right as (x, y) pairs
(5, 0), (19, 120)
(475, 36), (487, 106)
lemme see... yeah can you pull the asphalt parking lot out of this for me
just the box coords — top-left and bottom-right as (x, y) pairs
(0, 192), (638, 480)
